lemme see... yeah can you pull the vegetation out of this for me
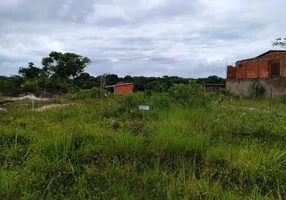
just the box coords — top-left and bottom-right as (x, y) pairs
(248, 79), (266, 99)
(272, 38), (286, 49)
(0, 86), (285, 199)
(0, 51), (225, 96)
(2, 49), (284, 199)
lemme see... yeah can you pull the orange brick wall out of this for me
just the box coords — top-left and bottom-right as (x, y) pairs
(282, 57), (286, 77)
(259, 60), (269, 78)
(236, 62), (247, 78)
(114, 85), (133, 94)
(227, 65), (236, 79)
(247, 60), (259, 78)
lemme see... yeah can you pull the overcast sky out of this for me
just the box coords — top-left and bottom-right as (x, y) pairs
(1, 0), (286, 78)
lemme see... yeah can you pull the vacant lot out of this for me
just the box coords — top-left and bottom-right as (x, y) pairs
(0, 92), (285, 199)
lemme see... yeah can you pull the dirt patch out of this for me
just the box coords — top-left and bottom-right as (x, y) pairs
(6, 95), (50, 101)
(39, 91), (55, 98)
(35, 104), (74, 111)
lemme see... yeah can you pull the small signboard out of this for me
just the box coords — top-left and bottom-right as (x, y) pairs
(139, 105), (150, 111)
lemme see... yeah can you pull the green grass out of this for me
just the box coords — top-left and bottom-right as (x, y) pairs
(222, 96), (286, 110)
(0, 94), (285, 199)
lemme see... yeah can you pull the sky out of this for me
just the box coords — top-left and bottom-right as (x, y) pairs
(1, 0), (286, 78)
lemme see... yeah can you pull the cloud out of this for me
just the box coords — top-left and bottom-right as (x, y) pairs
(1, 0), (286, 78)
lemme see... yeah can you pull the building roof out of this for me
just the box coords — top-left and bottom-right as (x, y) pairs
(256, 50), (286, 57)
(105, 83), (133, 88)
(204, 84), (224, 86)
(236, 50), (286, 63)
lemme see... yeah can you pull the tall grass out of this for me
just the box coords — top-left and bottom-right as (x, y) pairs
(0, 89), (285, 199)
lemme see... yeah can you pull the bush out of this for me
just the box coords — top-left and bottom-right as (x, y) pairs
(149, 93), (171, 110)
(168, 84), (215, 108)
(277, 95), (286, 104)
(67, 86), (81, 94)
(90, 88), (108, 98)
(74, 90), (92, 99)
(248, 80), (265, 99)
(121, 93), (145, 113)
(221, 88), (230, 96)
(22, 80), (39, 93)
(67, 88), (109, 100)
(98, 97), (122, 118)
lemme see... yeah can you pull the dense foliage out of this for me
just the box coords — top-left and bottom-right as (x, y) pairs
(0, 51), (225, 96)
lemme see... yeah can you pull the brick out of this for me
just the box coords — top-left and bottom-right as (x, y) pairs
(260, 60), (268, 78)
(236, 62), (247, 78)
(282, 57), (286, 77)
(246, 60), (258, 78)
(114, 84), (133, 94)
(227, 65), (236, 79)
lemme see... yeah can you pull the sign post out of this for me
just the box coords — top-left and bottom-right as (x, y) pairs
(32, 99), (35, 111)
(139, 105), (150, 120)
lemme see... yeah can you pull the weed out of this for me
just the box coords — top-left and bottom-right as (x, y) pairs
(0, 93), (285, 199)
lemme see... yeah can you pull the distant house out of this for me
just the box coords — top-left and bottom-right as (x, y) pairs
(105, 82), (134, 94)
(226, 50), (286, 97)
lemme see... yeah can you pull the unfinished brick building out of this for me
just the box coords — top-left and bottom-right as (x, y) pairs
(226, 50), (286, 97)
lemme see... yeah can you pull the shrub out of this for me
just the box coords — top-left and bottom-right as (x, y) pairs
(98, 97), (122, 118)
(168, 84), (215, 108)
(74, 90), (92, 99)
(67, 88), (109, 100)
(121, 93), (145, 113)
(90, 88), (108, 98)
(277, 95), (286, 104)
(221, 88), (230, 96)
(67, 86), (80, 93)
(22, 80), (39, 93)
(149, 93), (171, 110)
(248, 79), (265, 99)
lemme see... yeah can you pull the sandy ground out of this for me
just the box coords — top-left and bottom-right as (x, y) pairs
(6, 95), (50, 101)
(1, 95), (77, 111)
(35, 104), (74, 111)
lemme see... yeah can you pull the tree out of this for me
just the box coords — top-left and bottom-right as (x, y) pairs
(41, 51), (91, 83)
(272, 38), (286, 49)
(205, 75), (225, 84)
(155, 81), (168, 92)
(195, 76), (225, 85)
(74, 73), (100, 89)
(0, 75), (24, 96)
(133, 76), (147, 91)
(18, 62), (44, 79)
(124, 75), (133, 83)
(105, 74), (119, 85)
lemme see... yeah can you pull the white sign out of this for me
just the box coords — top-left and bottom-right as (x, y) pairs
(139, 105), (150, 110)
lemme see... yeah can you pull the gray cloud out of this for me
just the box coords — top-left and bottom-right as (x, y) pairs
(1, 0), (286, 78)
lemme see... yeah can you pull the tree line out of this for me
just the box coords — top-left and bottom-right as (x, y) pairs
(0, 51), (225, 96)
